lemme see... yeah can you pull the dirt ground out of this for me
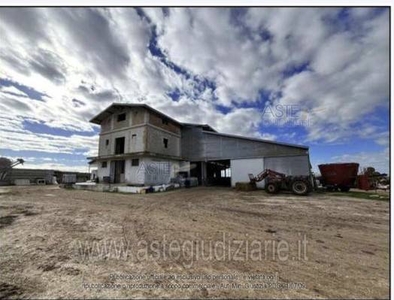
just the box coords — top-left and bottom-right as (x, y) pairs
(0, 186), (389, 299)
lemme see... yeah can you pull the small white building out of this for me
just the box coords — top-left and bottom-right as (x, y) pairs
(89, 103), (311, 187)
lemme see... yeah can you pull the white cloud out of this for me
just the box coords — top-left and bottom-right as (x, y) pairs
(278, 10), (389, 143)
(15, 163), (90, 173)
(312, 33), (358, 75)
(0, 8), (389, 168)
(331, 147), (389, 175)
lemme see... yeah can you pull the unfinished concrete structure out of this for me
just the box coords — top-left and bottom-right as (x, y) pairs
(89, 103), (311, 187)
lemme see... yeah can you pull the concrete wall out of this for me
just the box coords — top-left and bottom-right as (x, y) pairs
(145, 126), (181, 157)
(101, 117), (112, 132)
(98, 107), (182, 159)
(130, 108), (146, 126)
(230, 155), (311, 188)
(99, 125), (180, 158)
(97, 159), (131, 184)
(129, 127), (146, 153)
(99, 126), (147, 156)
(97, 160), (111, 180)
(97, 157), (189, 186)
(231, 158), (265, 188)
(264, 155), (310, 176)
(148, 111), (181, 135)
(101, 107), (147, 134)
(141, 157), (185, 185)
(142, 157), (171, 185)
(113, 111), (130, 130)
(125, 158), (144, 185)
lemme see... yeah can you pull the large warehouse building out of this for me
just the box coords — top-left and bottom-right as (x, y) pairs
(89, 103), (311, 188)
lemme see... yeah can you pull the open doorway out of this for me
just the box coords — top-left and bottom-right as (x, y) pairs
(190, 161), (202, 185)
(206, 159), (231, 186)
(115, 137), (125, 154)
(111, 160), (125, 183)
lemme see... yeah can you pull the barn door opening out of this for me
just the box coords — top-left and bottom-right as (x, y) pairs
(190, 162), (202, 185)
(206, 159), (231, 186)
(114, 160), (125, 183)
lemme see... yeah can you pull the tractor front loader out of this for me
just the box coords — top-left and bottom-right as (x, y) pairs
(249, 169), (312, 196)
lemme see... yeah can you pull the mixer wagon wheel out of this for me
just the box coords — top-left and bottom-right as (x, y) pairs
(340, 186), (350, 192)
(265, 182), (280, 194)
(326, 186), (333, 192)
(291, 179), (310, 196)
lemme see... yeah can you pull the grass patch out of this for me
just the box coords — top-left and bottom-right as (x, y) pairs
(0, 215), (18, 229)
(329, 191), (390, 201)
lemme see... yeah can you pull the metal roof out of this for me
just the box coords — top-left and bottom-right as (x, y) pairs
(203, 130), (309, 150)
(181, 122), (217, 132)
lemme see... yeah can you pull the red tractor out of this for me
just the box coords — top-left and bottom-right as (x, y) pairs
(249, 169), (312, 196)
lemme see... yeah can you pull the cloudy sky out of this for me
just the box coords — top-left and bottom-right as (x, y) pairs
(0, 7), (389, 174)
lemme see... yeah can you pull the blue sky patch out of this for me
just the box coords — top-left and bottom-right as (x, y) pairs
(23, 120), (99, 137)
(0, 78), (47, 101)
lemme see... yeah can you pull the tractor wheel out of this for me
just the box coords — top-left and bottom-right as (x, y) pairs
(291, 179), (310, 196)
(340, 186), (350, 192)
(265, 182), (280, 194)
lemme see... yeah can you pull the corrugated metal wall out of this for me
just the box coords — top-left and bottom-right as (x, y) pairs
(181, 126), (308, 161)
(180, 126), (205, 161)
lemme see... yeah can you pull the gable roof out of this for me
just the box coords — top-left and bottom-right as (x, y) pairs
(90, 104), (217, 132)
(89, 103), (182, 125)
